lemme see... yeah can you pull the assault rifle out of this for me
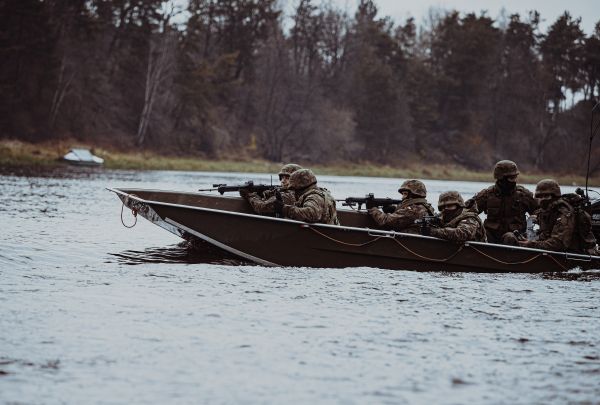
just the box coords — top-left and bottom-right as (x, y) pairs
(339, 193), (402, 210)
(414, 215), (442, 236)
(198, 181), (277, 195)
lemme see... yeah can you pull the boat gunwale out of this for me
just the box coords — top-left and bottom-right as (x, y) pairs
(107, 187), (600, 263)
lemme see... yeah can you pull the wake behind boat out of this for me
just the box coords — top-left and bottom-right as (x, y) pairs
(109, 188), (600, 273)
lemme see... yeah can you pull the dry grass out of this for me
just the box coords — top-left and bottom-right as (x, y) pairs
(1, 139), (598, 186)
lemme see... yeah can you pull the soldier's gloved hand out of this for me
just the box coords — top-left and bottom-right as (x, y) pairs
(501, 232), (519, 246)
(420, 225), (431, 236)
(382, 205), (396, 214)
(518, 240), (531, 248)
(367, 207), (380, 216)
(239, 189), (250, 199)
(273, 198), (284, 216)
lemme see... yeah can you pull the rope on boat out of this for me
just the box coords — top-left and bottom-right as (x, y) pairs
(120, 201), (138, 228)
(468, 245), (569, 271)
(306, 225), (463, 262)
(306, 225), (385, 247)
(393, 238), (464, 262)
(304, 225), (570, 270)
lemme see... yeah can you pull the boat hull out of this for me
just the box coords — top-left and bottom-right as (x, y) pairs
(109, 188), (600, 273)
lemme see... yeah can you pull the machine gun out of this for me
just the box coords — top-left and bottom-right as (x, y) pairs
(198, 181), (277, 195)
(339, 193), (402, 210)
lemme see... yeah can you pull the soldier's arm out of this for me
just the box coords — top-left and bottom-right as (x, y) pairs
(247, 194), (276, 215)
(283, 194), (323, 223)
(280, 190), (296, 205)
(430, 218), (478, 243)
(368, 207), (387, 226)
(466, 189), (486, 213)
(369, 206), (422, 230)
(527, 208), (574, 251)
(262, 189), (276, 199)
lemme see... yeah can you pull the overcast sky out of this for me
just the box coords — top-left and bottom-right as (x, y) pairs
(280, 0), (599, 34)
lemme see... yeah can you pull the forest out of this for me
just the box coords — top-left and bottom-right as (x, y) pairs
(1, 0), (599, 174)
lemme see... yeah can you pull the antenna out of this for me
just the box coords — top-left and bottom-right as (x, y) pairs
(586, 101), (600, 198)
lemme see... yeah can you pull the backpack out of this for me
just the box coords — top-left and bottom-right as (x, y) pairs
(561, 193), (597, 251)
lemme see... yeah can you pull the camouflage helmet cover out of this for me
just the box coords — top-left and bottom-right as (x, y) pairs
(288, 168), (317, 190)
(535, 179), (561, 198)
(493, 160), (520, 180)
(438, 191), (465, 208)
(278, 163), (303, 177)
(398, 179), (427, 198)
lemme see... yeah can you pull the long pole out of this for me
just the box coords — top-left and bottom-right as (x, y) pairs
(587, 102), (600, 198)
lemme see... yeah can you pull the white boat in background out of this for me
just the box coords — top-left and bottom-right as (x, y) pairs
(63, 148), (104, 166)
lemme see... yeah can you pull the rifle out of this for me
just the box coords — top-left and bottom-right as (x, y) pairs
(414, 215), (442, 236)
(198, 181), (277, 195)
(274, 189), (283, 218)
(338, 193), (402, 210)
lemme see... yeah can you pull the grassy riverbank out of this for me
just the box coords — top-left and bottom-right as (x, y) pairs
(1, 139), (597, 186)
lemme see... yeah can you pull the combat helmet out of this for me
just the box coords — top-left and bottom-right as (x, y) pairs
(288, 168), (317, 190)
(398, 179), (427, 198)
(493, 160), (520, 180)
(278, 163), (303, 178)
(534, 179), (561, 198)
(437, 191), (465, 210)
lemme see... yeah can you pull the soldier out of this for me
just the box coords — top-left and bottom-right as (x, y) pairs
(274, 168), (339, 225)
(465, 160), (538, 244)
(240, 163), (302, 215)
(426, 191), (487, 243)
(368, 179), (435, 234)
(518, 179), (599, 254)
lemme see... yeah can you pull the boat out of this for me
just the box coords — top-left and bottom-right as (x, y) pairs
(108, 188), (600, 273)
(63, 148), (104, 166)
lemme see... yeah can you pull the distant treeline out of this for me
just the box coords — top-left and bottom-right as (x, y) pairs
(1, 0), (599, 173)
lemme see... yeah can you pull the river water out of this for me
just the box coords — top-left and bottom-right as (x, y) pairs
(1, 167), (599, 404)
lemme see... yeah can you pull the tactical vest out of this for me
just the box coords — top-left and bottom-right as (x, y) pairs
(399, 198), (436, 216)
(445, 209), (487, 242)
(484, 185), (530, 233)
(298, 187), (339, 225)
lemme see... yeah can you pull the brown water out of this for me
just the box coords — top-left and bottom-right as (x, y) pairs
(1, 167), (599, 404)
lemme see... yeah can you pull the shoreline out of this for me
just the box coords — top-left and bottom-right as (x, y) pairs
(1, 139), (598, 186)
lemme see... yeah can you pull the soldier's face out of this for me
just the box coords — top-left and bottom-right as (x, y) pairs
(536, 193), (553, 208)
(400, 191), (409, 200)
(505, 174), (518, 183)
(439, 204), (460, 220)
(280, 174), (290, 188)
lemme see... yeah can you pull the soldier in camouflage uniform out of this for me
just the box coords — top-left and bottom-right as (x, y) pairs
(518, 179), (599, 254)
(240, 163), (302, 215)
(368, 179), (435, 234)
(465, 160), (538, 244)
(274, 168), (339, 225)
(427, 191), (487, 243)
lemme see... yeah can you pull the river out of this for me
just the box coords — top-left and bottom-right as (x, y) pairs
(1, 167), (599, 404)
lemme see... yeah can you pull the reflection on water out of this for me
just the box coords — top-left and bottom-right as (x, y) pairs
(110, 240), (249, 266)
(1, 165), (599, 405)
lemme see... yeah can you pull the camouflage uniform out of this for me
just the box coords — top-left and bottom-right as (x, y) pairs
(368, 180), (435, 233)
(369, 198), (435, 233)
(527, 198), (577, 252)
(242, 163), (301, 215)
(430, 191), (487, 243)
(524, 180), (598, 254)
(282, 169), (339, 225)
(465, 160), (538, 243)
(246, 189), (296, 215)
